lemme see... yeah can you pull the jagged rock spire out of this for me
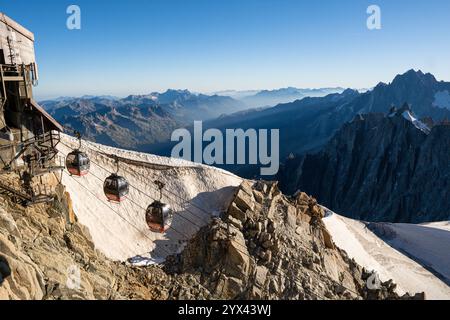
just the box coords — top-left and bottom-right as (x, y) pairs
(398, 102), (412, 113)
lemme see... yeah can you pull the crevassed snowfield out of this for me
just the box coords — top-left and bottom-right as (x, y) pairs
(58, 134), (242, 264)
(323, 210), (450, 299)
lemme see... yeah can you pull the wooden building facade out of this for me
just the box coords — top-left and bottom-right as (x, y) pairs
(0, 13), (63, 177)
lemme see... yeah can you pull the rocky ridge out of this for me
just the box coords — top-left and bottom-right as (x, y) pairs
(279, 106), (450, 223)
(165, 180), (424, 300)
(0, 174), (424, 300)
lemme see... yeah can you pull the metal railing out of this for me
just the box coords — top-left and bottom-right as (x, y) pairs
(1, 130), (61, 171)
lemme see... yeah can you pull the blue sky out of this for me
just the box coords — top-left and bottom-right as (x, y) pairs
(2, 0), (450, 99)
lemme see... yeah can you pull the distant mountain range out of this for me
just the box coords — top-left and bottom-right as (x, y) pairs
(278, 104), (450, 223)
(239, 87), (345, 108)
(42, 89), (247, 123)
(40, 89), (248, 148)
(43, 69), (450, 163)
(199, 70), (450, 160)
(41, 87), (349, 149)
(212, 87), (345, 108)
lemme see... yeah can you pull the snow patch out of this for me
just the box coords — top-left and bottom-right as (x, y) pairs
(402, 110), (430, 134)
(433, 90), (450, 110)
(379, 222), (450, 284)
(423, 221), (450, 232)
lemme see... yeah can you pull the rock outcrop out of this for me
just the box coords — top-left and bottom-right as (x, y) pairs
(165, 181), (423, 300)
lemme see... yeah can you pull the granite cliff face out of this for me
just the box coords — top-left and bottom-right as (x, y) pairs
(280, 107), (450, 223)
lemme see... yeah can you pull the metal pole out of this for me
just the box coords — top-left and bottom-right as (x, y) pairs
(0, 65), (7, 110)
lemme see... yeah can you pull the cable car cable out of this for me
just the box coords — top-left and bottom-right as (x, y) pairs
(84, 138), (241, 180)
(61, 155), (331, 299)
(59, 148), (190, 241)
(62, 157), (351, 300)
(60, 140), (209, 226)
(80, 139), (235, 223)
(62, 169), (175, 259)
(64, 161), (349, 299)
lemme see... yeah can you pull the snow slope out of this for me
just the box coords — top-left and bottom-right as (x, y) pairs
(371, 222), (450, 284)
(424, 221), (450, 232)
(323, 210), (450, 299)
(57, 134), (242, 264)
(402, 110), (430, 133)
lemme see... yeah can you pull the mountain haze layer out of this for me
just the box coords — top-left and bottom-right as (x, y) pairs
(240, 87), (345, 108)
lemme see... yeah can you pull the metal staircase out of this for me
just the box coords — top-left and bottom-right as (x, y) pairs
(4, 130), (61, 171)
(35, 131), (61, 164)
(0, 64), (24, 85)
(0, 130), (62, 206)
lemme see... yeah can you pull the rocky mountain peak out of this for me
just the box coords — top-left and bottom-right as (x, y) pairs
(157, 89), (193, 103)
(164, 180), (422, 300)
(387, 103), (431, 134)
(397, 102), (412, 113)
(341, 88), (359, 97)
(391, 69), (437, 88)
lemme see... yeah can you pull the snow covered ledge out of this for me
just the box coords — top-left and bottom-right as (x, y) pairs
(323, 209), (450, 300)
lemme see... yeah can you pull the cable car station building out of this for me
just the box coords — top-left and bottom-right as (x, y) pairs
(0, 13), (63, 204)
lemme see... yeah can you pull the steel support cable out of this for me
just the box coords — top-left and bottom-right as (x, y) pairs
(78, 165), (190, 241)
(62, 145), (220, 258)
(58, 149), (191, 242)
(61, 166), (174, 258)
(60, 140), (211, 226)
(62, 142), (362, 298)
(62, 174), (191, 292)
(78, 164), (200, 241)
(80, 139), (240, 218)
(62, 165), (331, 300)
(84, 139), (241, 180)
